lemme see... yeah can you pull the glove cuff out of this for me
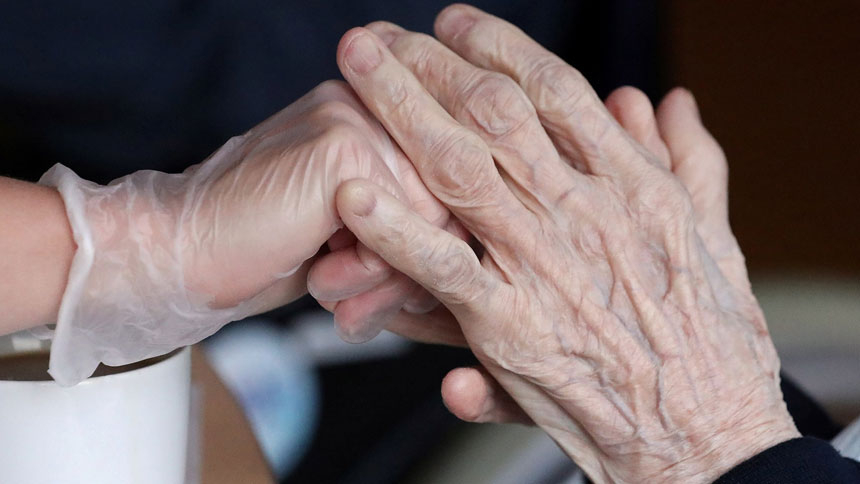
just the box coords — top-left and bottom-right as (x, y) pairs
(38, 164), (252, 385)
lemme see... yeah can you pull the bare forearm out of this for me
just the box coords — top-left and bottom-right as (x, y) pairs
(0, 176), (75, 334)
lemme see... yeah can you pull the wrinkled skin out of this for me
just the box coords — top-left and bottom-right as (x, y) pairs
(437, 85), (761, 428)
(326, 5), (800, 483)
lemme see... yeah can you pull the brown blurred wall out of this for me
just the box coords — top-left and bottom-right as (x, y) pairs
(662, 1), (860, 275)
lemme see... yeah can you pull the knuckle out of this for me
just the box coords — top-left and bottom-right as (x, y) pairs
(461, 72), (535, 139)
(636, 173), (694, 222)
(527, 57), (591, 116)
(425, 241), (482, 304)
(428, 134), (497, 202)
(576, 103), (616, 146)
(360, 71), (418, 123)
(390, 78), (409, 107)
(391, 32), (438, 72)
(380, 215), (421, 252)
(385, 77), (419, 119)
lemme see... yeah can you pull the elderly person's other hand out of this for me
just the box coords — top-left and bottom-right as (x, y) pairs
(330, 5), (800, 482)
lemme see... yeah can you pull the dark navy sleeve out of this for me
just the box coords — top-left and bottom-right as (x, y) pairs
(715, 437), (860, 483)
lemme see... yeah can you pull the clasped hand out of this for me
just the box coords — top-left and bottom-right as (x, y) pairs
(310, 5), (800, 483)
(43, 4), (800, 482)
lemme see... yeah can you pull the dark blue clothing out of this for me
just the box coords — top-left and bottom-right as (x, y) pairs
(716, 437), (860, 484)
(715, 376), (860, 483)
(0, 0), (658, 185)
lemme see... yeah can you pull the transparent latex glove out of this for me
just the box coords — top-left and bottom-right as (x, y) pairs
(331, 7), (800, 484)
(39, 80), (456, 386)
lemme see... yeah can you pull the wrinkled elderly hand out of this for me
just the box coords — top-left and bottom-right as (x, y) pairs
(40, 80), (461, 385)
(435, 84), (763, 427)
(329, 5), (800, 482)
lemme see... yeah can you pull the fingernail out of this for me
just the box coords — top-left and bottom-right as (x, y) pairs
(306, 279), (323, 299)
(437, 8), (476, 40)
(346, 33), (382, 74)
(307, 279), (346, 301)
(308, 271), (386, 301)
(348, 184), (378, 217)
(335, 313), (387, 344)
(403, 293), (438, 314)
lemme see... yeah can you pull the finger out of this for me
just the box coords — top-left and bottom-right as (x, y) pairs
(327, 228), (356, 251)
(307, 79), (455, 337)
(403, 216), (471, 314)
(199, 94), (410, 311)
(441, 366), (533, 425)
(311, 79), (453, 227)
(337, 27), (533, 246)
(656, 88), (729, 224)
(402, 286), (439, 314)
(386, 306), (467, 347)
(331, 272), (414, 343)
(336, 179), (505, 314)
(434, 5), (645, 179)
(311, 205), (468, 327)
(238, 259), (314, 314)
(308, 244), (392, 301)
(365, 21), (584, 207)
(312, 80), (457, 237)
(656, 88), (749, 288)
(317, 299), (337, 313)
(605, 86), (671, 168)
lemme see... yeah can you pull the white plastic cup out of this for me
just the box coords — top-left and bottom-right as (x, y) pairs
(0, 332), (191, 484)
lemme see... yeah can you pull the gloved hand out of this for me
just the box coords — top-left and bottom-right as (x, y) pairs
(39, 80), (456, 386)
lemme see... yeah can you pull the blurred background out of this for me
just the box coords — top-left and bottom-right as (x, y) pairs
(1, 1), (858, 483)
